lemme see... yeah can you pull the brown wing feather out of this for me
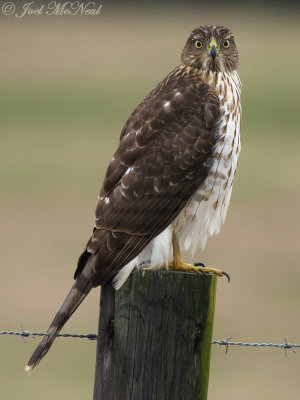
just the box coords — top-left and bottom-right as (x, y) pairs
(75, 65), (220, 286)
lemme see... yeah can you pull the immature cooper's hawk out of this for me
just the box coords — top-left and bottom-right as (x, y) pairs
(26, 25), (241, 371)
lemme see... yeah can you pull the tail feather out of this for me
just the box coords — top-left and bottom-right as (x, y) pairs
(25, 269), (93, 372)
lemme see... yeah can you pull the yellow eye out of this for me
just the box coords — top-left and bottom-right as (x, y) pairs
(223, 40), (230, 48)
(195, 40), (203, 49)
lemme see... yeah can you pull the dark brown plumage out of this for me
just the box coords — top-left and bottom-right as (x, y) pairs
(75, 67), (220, 286)
(26, 25), (241, 372)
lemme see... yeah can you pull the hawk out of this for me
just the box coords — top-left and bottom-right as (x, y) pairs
(26, 25), (241, 371)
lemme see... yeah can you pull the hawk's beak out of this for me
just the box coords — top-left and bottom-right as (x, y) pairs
(209, 45), (218, 60)
(208, 38), (219, 60)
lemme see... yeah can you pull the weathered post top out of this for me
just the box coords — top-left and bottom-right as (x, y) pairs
(94, 269), (217, 400)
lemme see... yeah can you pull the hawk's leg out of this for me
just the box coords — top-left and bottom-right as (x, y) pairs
(168, 232), (230, 281)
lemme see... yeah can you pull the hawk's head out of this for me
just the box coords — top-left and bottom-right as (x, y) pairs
(181, 25), (239, 73)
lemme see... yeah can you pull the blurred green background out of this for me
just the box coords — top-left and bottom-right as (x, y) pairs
(1, 3), (299, 399)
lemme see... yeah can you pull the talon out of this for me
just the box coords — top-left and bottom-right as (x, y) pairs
(193, 262), (207, 275)
(222, 271), (230, 283)
(194, 261), (230, 282)
(194, 262), (205, 268)
(195, 267), (207, 276)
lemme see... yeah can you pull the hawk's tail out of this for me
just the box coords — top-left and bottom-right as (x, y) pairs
(25, 267), (93, 372)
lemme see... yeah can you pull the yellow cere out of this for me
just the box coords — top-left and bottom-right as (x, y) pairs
(208, 38), (219, 50)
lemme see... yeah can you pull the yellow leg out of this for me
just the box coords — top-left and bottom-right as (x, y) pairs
(168, 232), (230, 281)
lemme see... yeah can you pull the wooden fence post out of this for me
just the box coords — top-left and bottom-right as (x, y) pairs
(93, 269), (217, 400)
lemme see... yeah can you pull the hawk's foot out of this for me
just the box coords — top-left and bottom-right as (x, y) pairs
(194, 262), (230, 282)
(169, 232), (230, 282)
(168, 259), (230, 282)
(168, 259), (206, 275)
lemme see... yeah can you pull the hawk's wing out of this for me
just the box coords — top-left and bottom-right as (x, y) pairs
(25, 68), (221, 371)
(75, 66), (220, 286)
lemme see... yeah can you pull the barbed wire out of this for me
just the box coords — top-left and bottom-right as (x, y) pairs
(0, 328), (299, 356)
(212, 337), (299, 356)
(0, 329), (98, 340)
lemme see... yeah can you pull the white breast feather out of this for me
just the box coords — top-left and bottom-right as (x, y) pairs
(177, 71), (241, 254)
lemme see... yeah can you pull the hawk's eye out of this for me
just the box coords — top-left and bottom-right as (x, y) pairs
(195, 40), (203, 49)
(222, 40), (230, 48)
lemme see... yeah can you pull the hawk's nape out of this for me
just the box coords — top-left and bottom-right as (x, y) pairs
(26, 25), (241, 371)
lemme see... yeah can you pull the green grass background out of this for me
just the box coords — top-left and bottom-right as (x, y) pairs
(0, 4), (299, 399)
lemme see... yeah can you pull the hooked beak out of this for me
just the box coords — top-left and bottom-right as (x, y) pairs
(209, 45), (218, 60)
(208, 38), (219, 60)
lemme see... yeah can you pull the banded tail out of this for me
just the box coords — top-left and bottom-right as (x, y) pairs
(25, 263), (93, 372)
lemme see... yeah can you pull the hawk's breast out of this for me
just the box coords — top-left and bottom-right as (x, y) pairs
(174, 70), (242, 255)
